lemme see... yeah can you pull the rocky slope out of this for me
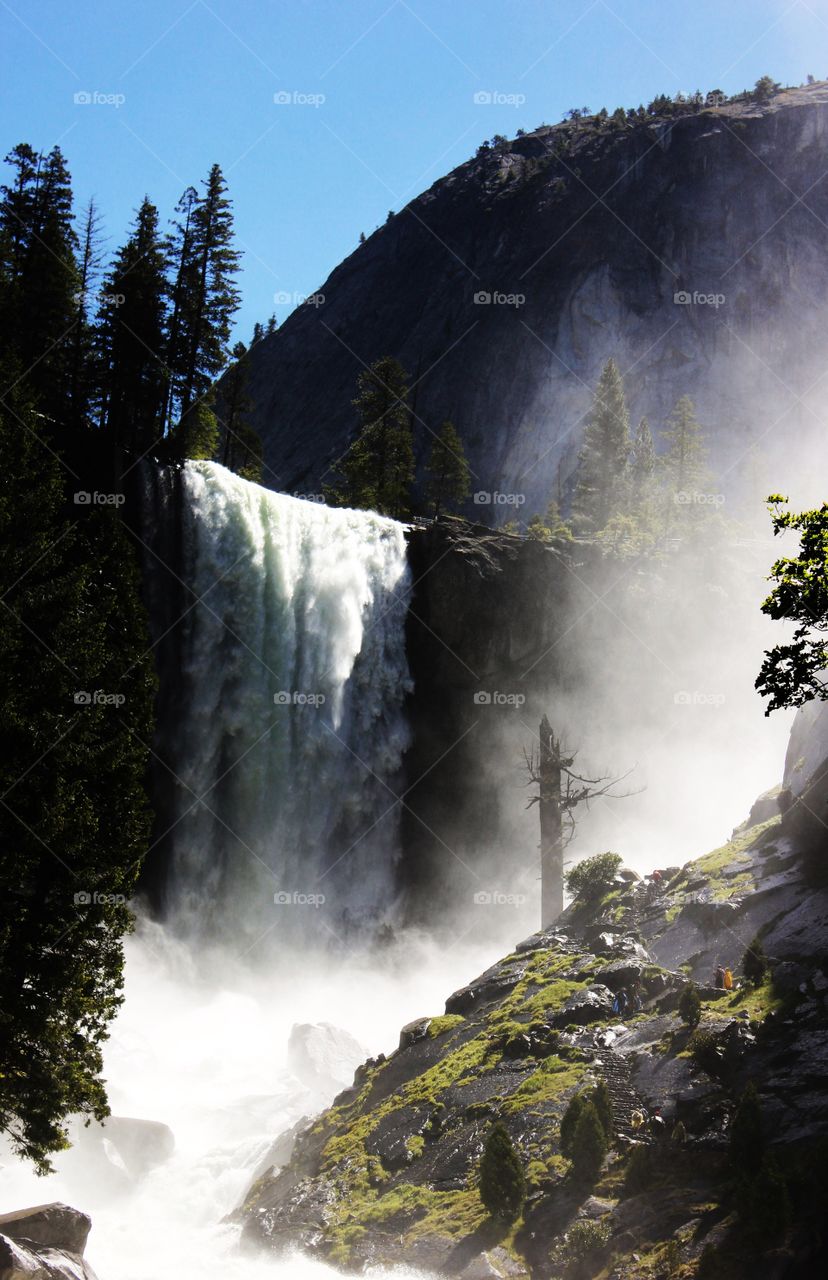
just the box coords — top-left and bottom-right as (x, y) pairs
(240, 768), (828, 1279)
(241, 83), (828, 515)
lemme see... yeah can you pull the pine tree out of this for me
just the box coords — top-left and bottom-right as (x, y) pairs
(631, 416), (656, 496)
(570, 1100), (608, 1184)
(679, 982), (702, 1028)
(661, 394), (708, 508)
(479, 1122), (526, 1221)
(591, 1079), (614, 1141)
(0, 145), (79, 421)
(97, 197), (168, 453)
(67, 198), (105, 432)
(327, 356), (415, 517)
(0, 375), (156, 1173)
(162, 185), (198, 431)
(572, 358), (631, 534)
(165, 165), (241, 434)
(425, 419), (470, 517)
(221, 341), (264, 482)
(560, 1093), (586, 1158)
(742, 935), (769, 986)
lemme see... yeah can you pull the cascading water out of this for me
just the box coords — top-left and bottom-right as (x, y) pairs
(150, 460), (413, 945)
(0, 462), (485, 1280)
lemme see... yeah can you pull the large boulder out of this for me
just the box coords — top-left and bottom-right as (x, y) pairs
(0, 1204), (98, 1280)
(287, 1022), (366, 1096)
(551, 984), (615, 1027)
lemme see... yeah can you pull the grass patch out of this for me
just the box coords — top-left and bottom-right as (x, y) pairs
(427, 1014), (466, 1038)
(501, 1055), (585, 1115)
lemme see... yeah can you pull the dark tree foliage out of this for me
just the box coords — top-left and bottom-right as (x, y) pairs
(730, 1082), (764, 1176)
(742, 935), (769, 986)
(756, 497), (828, 712)
(564, 852), (622, 902)
(679, 982), (702, 1028)
(326, 356), (415, 517)
(0, 379), (156, 1172)
(97, 197), (168, 454)
(479, 1121), (526, 1221)
(221, 341), (264, 483)
(570, 1100), (608, 1184)
(425, 419), (471, 518)
(736, 1156), (791, 1241)
(572, 358), (630, 533)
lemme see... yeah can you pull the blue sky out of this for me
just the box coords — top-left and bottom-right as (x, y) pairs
(1, 0), (826, 342)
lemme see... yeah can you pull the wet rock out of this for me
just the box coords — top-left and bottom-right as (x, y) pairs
(92, 1116), (174, 1179)
(287, 1022), (366, 1095)
(0, 1205), (91, 1256)
(460, 1246), (528, 1278)
(399, 1017), (432, 1050)
(593, 960), (645, 991)
(552, 984), (615, 1027)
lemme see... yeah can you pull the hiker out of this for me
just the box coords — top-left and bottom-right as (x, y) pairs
(629, 980), (643, 1013)
(613, 988), (629, 1017)
(714, 964), (725, 989)
(649, 1106), (667, 1138)
(671, 1120), (687, 1144)
(651, 868), (663, 887)
(630, 1108), (646, 1131)
(724, 967), (733, 991)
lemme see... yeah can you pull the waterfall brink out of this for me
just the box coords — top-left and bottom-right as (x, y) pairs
(146, 461), (412, 948)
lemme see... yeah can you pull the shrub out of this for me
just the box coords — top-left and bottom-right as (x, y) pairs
(570, 1100), (608, 1185)
(565, 852), (623, 902)
(561, 1083), (613, 1159)
(678, 982), (702, 1028)
(742, 935), (768, 986)
(479, 1122), (526, 1221)
(624, 1144), (657, 1194)
(591, 1079), (614, 1141)
(688, 1026), (721, 1072)
(560, 1093), (586, 1158)
(566, 1219), (611, 1259)
(729, 1082), (763, 1175)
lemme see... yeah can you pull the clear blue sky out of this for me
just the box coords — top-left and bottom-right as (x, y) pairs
(1, 0), (825, 342)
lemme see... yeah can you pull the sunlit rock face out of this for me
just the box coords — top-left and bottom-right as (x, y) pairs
(241, 84), (828, 516)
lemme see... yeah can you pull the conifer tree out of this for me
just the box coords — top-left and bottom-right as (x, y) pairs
(572, 358), (631, 534)
(479, 1122), (526, 1221)
(67, 197), (105, 431)
(327, 356), (415, 517)
(425, 419), (471, 517)
(570, 1100), (608, 1184)
(221, 341), (264, 482)
(631, 416), (656, 497)
(661, 394), (708, 507)
(98, 197), (168, 453)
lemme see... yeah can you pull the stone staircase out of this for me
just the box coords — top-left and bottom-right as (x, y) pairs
(593, 1047), (651, 1143)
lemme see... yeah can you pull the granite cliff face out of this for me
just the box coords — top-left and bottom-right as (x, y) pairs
(239, 747), (828, 1280)
(243, 84), (828, 516)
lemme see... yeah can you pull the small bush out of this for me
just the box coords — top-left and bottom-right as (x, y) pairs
(688, 1026), (721, 1072)
(678, 982), (702, 1028)
(566, 1219), (611, 1259)
(591, 1079), (614, 1140)
(742, 935), (768, 986)
(479, 1121), (526, 1221)
(560, 1093), (586, 1158)
(624, 1144), (657, 1194)
(735, 1156), (791, 1241)
(565, 852), (623, 901)
(570, 1100), (608, 1185)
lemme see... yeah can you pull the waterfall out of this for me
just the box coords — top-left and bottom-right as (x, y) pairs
(143, 460), (412, 947)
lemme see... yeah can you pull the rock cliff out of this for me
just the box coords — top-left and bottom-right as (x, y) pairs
(240, 754), (828, 1278)
(241, 84), (828, 516)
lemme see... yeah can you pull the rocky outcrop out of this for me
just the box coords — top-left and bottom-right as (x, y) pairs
(0, 1203), (98, 1280)
(241, 84), (828, 516)
(240, 802), (828, 1279)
